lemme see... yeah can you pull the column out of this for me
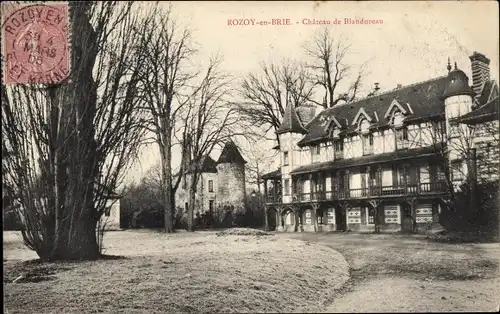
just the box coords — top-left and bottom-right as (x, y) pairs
(275, 207), (282, 232)
(366, 166), (371, 196)
(264, 180), (268, 203)
(309, 173), (314, 201)
(273, 179), (277, 203)
(403, 163), (408, 194)
(264, 206), (269, 231)
(344, 170), (350, 198)
(377, 165), (383, 195)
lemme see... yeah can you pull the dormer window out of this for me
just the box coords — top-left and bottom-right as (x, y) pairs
(393, 111), (404, 127)
(359, 119), (370, 134)
(326, 116), (343, 139)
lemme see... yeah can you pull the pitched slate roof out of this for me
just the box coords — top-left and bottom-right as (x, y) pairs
(297, 75), (450, 146)
(456, 97), (499, 124)
(276, 102), (308, 135)
(290, 144), (443, 175)
(216, 141), (247, 165)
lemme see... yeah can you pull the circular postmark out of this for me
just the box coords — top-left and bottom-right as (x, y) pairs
(2, 3), (69, 85)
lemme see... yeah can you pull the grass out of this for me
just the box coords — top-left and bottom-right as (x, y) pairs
(3, 229), (349, 313)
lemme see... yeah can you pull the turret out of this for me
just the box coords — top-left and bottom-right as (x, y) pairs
(441, 62), (475, 186)
(216, 140), (247, 217)
(276, 99), (308, 204)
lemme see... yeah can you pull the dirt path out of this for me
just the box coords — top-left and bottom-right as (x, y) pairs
(279, 233), (500, 313)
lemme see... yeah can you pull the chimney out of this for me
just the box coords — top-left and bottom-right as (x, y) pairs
(469, 51), (491, 97)
(396, 84), (402, 89)
(296, 104), (317, 126)
(374, 82), (380, 93)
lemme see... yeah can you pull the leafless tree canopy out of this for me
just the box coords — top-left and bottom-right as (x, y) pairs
(237, 28), (370, 143)
(181, 55), (241, 231)
(134, 2), (197, 233)
(304, 28), (369, 108)
(2, 1), (148, 260)
(238, 60), (316, 138)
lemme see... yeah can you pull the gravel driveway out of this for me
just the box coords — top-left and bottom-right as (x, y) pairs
(279, 232), (500, 313)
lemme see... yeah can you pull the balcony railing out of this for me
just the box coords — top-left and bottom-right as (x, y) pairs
(363, 145), (373, 156)
(264, 181), (448, 204)
(334, 150), (344, 160)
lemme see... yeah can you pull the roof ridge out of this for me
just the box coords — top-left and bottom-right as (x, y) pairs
(327, 75), (448, 111)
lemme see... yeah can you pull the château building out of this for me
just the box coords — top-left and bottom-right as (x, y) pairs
(261, 51), (499, 233)
(175, 140), (247, 220)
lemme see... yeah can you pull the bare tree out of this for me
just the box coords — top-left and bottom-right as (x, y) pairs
(1, 2), (148, 260)
(135, 2), (197, 233)
(181, 55), (241, 231)
(237, 59), (316, 142)
(242, 141), (278, 194)
(304, 28), (369, 108)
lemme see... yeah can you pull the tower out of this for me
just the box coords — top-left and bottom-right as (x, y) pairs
(441, 63), (475, 188)
(276, 99), (308, 204)
(216, 140), (247, 216)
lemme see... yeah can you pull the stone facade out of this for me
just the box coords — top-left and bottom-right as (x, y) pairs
(175, 141), (247, 218)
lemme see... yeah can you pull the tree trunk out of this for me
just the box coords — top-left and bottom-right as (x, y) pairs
(187, 173), (197, 232)
(161, 144), (174, 233)
(64, 216), (100, 260)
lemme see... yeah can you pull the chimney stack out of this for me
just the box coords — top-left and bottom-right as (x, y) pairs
(374, 82), (380, 93)
(469, 51), (491, 97)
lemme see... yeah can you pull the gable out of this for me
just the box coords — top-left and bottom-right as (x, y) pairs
(384, 99), (408, 119)
(352, 107), (373, 126)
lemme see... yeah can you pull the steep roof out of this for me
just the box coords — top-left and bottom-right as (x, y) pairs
(216, 141), (247, 165)
(276, 101), (308, 135)
(456, 97), (499, 124)
(298, 75), (449, 146)
(186, 155), (218, 173)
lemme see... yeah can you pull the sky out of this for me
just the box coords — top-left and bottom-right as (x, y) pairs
(124, 0), (500, 185)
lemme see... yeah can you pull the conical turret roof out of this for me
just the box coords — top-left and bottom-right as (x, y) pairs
(216, 140), (247, 165)
(276, 101), (308, 135)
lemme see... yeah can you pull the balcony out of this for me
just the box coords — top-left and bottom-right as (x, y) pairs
(264, 181), (448, 204)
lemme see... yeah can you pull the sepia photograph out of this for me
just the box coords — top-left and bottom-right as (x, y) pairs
(2, 1), (499, 313)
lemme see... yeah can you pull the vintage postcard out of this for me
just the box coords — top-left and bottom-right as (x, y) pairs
(2, 1), (499, 313)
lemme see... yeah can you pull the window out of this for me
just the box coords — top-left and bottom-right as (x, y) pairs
(208, 180), (214, 192)
(311, 145), (321, 163)
(334, 140), (344, 159)
(284, 179), (290, 195)
(182, 175), (187, 189)
(360, 119), (370, 134)
(362, 134), (373, 155)
(395, 127), (409, 150)
(283, 151), (289, 166)
(451, 161), (464, 182)
(393, 111), (404, 126)
(209, 200), (214, 212)
(185, 202), (188, 213)
(367, 207), (375, 225)
(105, 206), (111, 217)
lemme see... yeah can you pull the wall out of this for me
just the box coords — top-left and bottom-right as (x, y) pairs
(216, 163), (246, 214)
(102, 199), (120, 230)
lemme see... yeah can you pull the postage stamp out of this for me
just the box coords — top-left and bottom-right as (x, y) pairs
(1, 2), (69, 85)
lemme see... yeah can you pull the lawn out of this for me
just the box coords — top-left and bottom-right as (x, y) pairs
(3, 229), (349, 313)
